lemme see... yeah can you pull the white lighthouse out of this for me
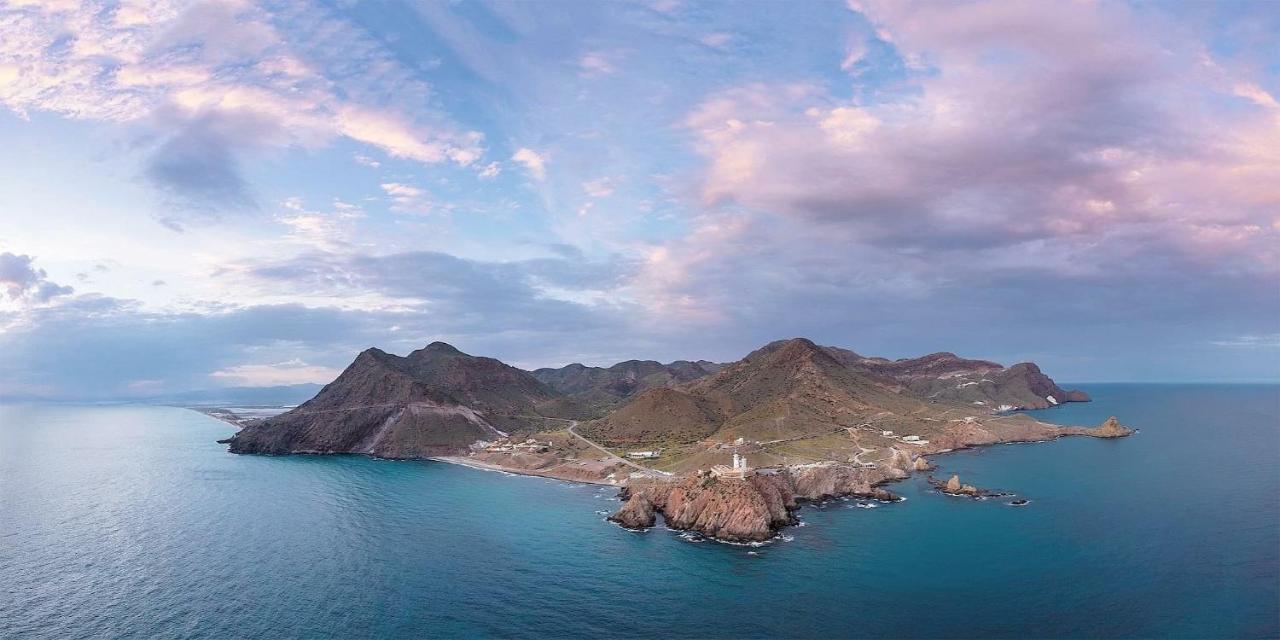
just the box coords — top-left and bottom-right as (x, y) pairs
(714, 453), (751, 479)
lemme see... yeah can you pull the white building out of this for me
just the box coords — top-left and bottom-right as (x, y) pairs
(712, 453), (751, 479)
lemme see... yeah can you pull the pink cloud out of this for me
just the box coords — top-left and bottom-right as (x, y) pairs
(678, 0), (1278, 274)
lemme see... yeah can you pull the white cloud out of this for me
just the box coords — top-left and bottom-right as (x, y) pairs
(277, 197), (363, 249)
(210, 359), (342, 386)
(512, 148), (547, 181)
(840, 38), (868, 71)
(1211, 334), (1280, 349)
(700, 33), (732, 49)
(579, 52), (615, 76)
(478, 161), (501, 179)
(582, 178), (615, 198)
(0, 0), (487, 202)
(380, 182), (432, 213)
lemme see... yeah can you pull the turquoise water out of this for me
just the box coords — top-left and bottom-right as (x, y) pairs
(2, 385), (1277, 638)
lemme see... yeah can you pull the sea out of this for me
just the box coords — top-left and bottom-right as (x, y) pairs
(1, 384), (1277, 639)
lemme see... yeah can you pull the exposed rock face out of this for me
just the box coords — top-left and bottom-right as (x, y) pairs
(608, 492), (656, 529)
(614, 472), (796, 542)
(226, 343), (569, 458)
(914, 456), (933, 472)
(788, 462), (902, 500)
(612, 462), (900, 542)
(937, 474), (986, 497)
(1059, 416), (1134, 439)
(1092, 416), (1133, 438)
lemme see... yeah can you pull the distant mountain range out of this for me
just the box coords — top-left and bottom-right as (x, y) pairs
(224, 338), (1089, 457)
(530, 359), (725, 415)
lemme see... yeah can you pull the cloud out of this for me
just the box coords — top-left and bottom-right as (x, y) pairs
(579, 51), (616, 76)
(582, 178), (615, 198)
(0, 296), (387, 398)
(700, 33), (732, 49)
(478, 161), (501, 179)
(1211, 334), (1280, 349)
(0, 0), (488, 220)
(380, 182), (433, 214)
(680, 0), (1279, 275)
(0, 252), (73, 304)
(210, 359), (343, 386)
(144, 110), (266, 223)
(512, 147), (547, 181)
(277, 197), (362, 249)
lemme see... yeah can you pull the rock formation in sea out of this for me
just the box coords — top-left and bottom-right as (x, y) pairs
(936, 474), (987, 497)
(1092, 416), (1133, 438)
(610, 462), (901, 542)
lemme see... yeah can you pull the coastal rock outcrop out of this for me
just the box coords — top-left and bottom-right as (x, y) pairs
(1059, 416), (1134, 439)
(608, 492), (656, 529)
(611, 462), (901, 542)
(613, 472), (796, 542)
(788, 461), (901, 501)
(936, 474), (986, 497)
(1092, 416), (1133, 438)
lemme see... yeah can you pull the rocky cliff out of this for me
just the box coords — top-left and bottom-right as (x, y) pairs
(610, 462), (902, 542)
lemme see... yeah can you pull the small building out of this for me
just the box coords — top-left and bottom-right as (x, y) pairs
(711, 453), (752, 479)
(902, 435), (921, 442)
(627, 450), (660, 459)
(881, 430), (894, 436)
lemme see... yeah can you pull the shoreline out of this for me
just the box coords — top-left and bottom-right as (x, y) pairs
(194, 406), (1129, 545)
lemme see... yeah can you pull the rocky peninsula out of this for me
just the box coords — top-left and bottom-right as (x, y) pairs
(220, 338), (1132, 544)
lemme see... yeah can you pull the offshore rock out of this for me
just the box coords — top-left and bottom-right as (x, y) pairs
(608, 491), (656, 529)
(1058, 416), (1134, 439)
(1093, 416), (1133, 438)
(935, 474), (987, 497)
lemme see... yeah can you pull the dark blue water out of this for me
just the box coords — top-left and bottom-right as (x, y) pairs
(2, 385), (1277, 638)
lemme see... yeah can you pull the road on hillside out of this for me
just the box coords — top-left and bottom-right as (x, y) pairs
(562, 420), (672, 476)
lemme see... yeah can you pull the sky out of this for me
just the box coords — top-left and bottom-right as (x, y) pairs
(0, 0), (1277, 399)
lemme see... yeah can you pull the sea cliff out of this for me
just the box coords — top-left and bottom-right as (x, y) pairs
(609, 416), (1131, 543)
